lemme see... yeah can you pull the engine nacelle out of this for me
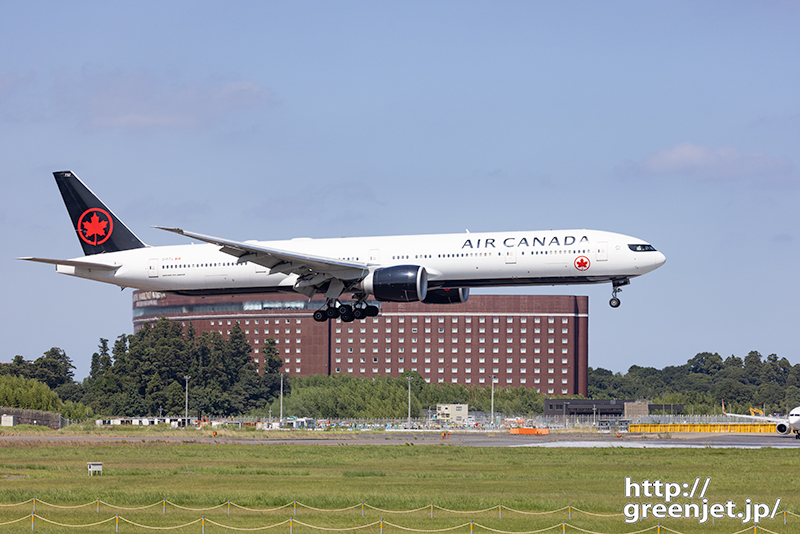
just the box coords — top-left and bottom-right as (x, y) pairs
(776, 422), (791, 435)
(362, 265), (428, 302)
(423, 288), (470, 304)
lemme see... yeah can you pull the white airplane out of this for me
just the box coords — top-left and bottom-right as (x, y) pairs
(722, 401), (800, 438)
(20, 171), (666, 322)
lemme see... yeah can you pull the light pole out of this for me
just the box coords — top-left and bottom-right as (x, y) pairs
(406, 376), (413, 428)
(279, 373), (284, 427)
(183, 375), (190, 424)
(490, 375), (495, 429)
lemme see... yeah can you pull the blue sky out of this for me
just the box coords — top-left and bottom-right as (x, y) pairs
(2, 2), (799, 380)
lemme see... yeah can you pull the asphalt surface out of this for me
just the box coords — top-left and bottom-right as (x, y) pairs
(2, 431), (800, 448)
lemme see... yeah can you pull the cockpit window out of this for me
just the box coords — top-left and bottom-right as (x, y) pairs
(628, 244), (657, 252)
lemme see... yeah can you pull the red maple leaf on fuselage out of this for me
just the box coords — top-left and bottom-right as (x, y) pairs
(82, 213), (108, 242)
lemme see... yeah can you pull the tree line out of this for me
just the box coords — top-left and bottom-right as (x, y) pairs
(589, 351), (800, 415)
(4, 319), (799, 419)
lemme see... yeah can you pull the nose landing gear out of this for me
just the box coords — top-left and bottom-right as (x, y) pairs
(609, 279), (629, 308)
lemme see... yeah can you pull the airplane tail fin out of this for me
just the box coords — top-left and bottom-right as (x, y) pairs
(54, 171), (147, 255)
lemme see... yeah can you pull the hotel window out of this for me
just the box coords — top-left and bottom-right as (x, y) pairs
(561, 389), (568, 394)
(438, 357), (444, 363)
(411, 357), (417, 363)
(562, 338), (568, 344)
(438, 368), (444, 373)
(562, 378), (568, 384)
(562, 348), (569, 354)
(465, 368), (471, 373)
(534, 368), (541, 374)
(506, 368), (512, 373)
(520, 378), (526, 384)
(520, 368), (526, 373)
(548, 318), (554, 324)
(372, 368), (378, 373)
(493, 368), (499, 373)
(479, 318), (485, 323)
(451, 357), (458, 363)
(425, 358), (431, 363)
(438, 378), (444, 383)
(506, 358), (513, 363)
(535, 318), (540, 323)
(562, 318), (569, 324)
(548, 378), (554, 384)
(348, 368), (353, 373)
(506, 328), (513, 333)
(493, 318), (499, 323)
(478, 377), (485, 384)
(425, 368), (431, 373)
(562, 368), (569, 374)
(506, 378), (512, 384)
(534, 378), (540, 384)
(479, 368), (485, 374)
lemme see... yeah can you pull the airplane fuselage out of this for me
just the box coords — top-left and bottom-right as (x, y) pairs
(55, 229), (665, 296)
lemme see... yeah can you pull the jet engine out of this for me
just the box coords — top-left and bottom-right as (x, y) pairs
(362, 265), (428, 302)
(776, 422), (791, 435)
(422, 287), (470, 304)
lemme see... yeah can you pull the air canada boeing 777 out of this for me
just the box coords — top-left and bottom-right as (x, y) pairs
(20, 171), (666, 322)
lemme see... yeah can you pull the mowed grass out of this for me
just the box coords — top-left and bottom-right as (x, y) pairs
(0, 441), (798, 534)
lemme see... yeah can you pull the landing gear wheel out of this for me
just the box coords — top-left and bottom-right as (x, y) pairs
(313, 310), (327, 322)
(338, 304), (352, 316)
(365, 305), (379, 317)
(609, 297), (621, 308)
(325, 306), (340, 319)
(353, 307), (367, 320)
(340, 312), (355, 322)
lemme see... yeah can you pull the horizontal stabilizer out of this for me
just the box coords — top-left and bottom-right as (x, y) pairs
(17, 257), (121, 271)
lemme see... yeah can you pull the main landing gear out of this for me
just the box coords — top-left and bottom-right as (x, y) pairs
(312, 299), (379, 322)
(609, 279), (630, 308)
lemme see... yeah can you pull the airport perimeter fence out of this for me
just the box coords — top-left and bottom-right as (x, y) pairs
(1, 499), (797, 533)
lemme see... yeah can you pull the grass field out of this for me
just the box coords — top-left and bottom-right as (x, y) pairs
(0, 433), (798, 534)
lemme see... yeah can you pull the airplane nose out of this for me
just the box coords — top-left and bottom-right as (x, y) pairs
(655, 251), (666, 268)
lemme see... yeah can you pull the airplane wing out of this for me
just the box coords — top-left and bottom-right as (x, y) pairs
(17, 257), (121, 271)
(721, 401), (786, 423)
(154, 227), (369, 296)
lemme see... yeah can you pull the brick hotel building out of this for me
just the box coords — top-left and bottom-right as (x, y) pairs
(133, 292), (589, 396)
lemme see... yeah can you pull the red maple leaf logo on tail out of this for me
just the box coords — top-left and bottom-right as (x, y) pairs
(77, 208), (113, 246)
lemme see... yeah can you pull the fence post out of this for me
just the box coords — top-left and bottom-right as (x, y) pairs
(294, 501), (297, 516)
(470, 521), (473, 534)
(785, 510), (787, 525)
(31, 513), (34, 531)
(202, 516), (205, 534)
(228, 501), (231, 515)
(431, 503), (434, 519)
(657, 524), (660, 533)
(568, 506), (571, 520)
(163, 499), (166, 514)
(33, 498), (35, 514)
(362, 502), (365, 517)
(97, 499), (100, 513)
(116, 514), (119, 533)
(562, 522), (565, 533)
(381, 519), (384, 534)
(290, 517), (293, 534)
(499, 504), (502, 519)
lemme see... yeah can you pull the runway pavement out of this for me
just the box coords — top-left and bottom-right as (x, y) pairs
(2, 431), (799, 448)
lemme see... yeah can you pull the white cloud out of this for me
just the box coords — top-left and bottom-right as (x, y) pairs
(620, 143), (795, 184)
(44, 70), (272, 131)
(85, 74), (271, 130)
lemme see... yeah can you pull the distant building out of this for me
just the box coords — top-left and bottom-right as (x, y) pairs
(133, 291), (589, 396)
(436, 404), (469, 423)
(544, 399), (685, 417)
